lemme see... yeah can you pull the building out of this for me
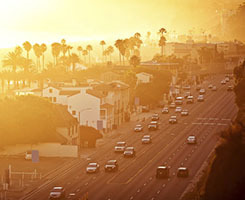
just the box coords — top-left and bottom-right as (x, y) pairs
(136, 72), (153, 85)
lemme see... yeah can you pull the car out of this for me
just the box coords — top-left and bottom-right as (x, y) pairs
(123, 147), (136, 157)
(142, 105), (150, 112)
(212, 86), (217, 91)
(148, 121), (159, 131)
(134, 124), (143, 132)
(221, 80), (226, 85)
(169, 102), (176, 108)
(197, 95), (204, 102)
(199, 89), (206, 95)
(175, 99), (183, 105)
(156, 166), (170, 179)
(187, 135), (197, 144)
(175, 107), (182, 113)
(181, 109), (189, 116)
(208, 84), (213, 89)
(227, 85), (233, 91)
(177, 167), (189, 177)
(86, 162), (100, 173)
(196, 85), (201, 91)
(225, 77), (230, 82)
(25, 150), (32, 160)
(183, 85), (191, 90)
(184, 92), (191, 99)
(49, 187), (66, 200)
(152, 113), (159, 121)
(169, 116), (177, 124)
(104, 160), (118, 172)
(162, 107), (169, 114)
(141, 135), (152, 144)
(186, 96), (194, 104)
(114, 142), (127, 153)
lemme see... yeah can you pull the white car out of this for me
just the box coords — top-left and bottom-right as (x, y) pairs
(169, 102), (176, 108)
(221, 80), (226, 85)
(124, 147), (135, 157)
(212, 86), (217, 91)
(49, 187), (66, 199)
(142, 135), (152, 144)
(162, 107), (169, 114)
(187, 96), (194, 104)
(181, 109), (189, 116)
(187, 135), (197, 144)
(175, 107), (182, 113)
(114, 142), (127, 153)
(169, 116), (177, 124)
(225, 77), (230, 82)
(199, 89), (206, 95)
(208, 84), (213, 89)
(197, 95), (204, 102)
(134, 124), (143, 132)
(86, 163), (100, 173)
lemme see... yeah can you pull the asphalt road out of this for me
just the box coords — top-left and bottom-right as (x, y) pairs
(21, 75), (237, 200)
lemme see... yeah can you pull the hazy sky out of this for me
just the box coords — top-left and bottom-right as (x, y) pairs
(0, 0), (242, 48)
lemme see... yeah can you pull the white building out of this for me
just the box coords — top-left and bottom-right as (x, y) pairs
(136, 72), (153, 85)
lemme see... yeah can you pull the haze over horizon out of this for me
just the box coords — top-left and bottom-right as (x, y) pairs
(0, 0), (243, 48)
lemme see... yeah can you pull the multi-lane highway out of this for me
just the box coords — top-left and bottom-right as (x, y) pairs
(22, 74), (237, 200)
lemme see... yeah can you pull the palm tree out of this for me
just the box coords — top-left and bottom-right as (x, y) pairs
(70, 53), (80, 72)
(82, 50), (88, 64)
(33, 43), (42, 71)
(100, 40), (106, 62)
(22, 41), (32, 59)
(129, 55), (141, 67)
(67, 45), (73, 57)
(51, 42), (61, 65)
(115, 39), (123, 65)
(61, 39), (68, 57)
(158, 28), (167, 56)
(134, 32), (141, 39)
(107, 46), (114, 62)
(40, 43), (47, 71)
(77, 46), (83, 59)
(2, 51), (21, 72)
(86, 45), (93, 66)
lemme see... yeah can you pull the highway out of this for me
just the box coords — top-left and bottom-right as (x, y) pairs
(22, 75), (238, 200)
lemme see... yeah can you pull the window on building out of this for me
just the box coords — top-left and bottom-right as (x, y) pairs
(49, 88), (53, 93)
(53, 97), (57, 102)
(100, 110), (106, 119)
(72, 110), (76, 115)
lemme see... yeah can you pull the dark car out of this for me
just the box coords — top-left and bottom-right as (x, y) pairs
(227, 86), (233, 91)
(49, 187), (66, 199)
(177, 167), (189, 177)
(156, 166), (170, 179)
(104, 160), (118, 172)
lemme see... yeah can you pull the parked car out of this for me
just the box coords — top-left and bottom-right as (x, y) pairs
(104, 160), (118, 172)
(86, 162), (100, 173)
(49, 187), (66, 200)
(221, 80), (226, 85)
(123, 147), (136, 157)
(169, 116), (177, 124)
(227, 85), (233, 91)
(225, 77), (230, 82)
(134, 124), (143, 132)
(156, 166), (170, 179)
(208, 84), (213, 89)
(199, 89), (206, 95)
(162, 107), (169, 114)
(141, 135), (152, 144)
(114, 142), (127, 153)
(177, 167), (189, 177)
(181, 109), (189, 116)
(212, 86), (217, 91)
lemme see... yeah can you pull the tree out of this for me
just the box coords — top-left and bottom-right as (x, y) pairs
(82, 49), (88, 64)
(2, 48), (23, 72)
(107, 46), (114, 62)
(61, 39), (68, 56)
(33, 43), (42, 71)
(115, 39), (123, 65)
(70, 53), (80, 72)
(158, 28), (167, 56)
(100, 40), (106, 62)
(86, 45), (93, 66)
(40, 43), (47, 71)
(77, 46), (83, 59)
(51, 42), (61, 65)
(22, 41), (32, 59)
(67, 45), (73, 56)
(129, 55), (141, 67)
